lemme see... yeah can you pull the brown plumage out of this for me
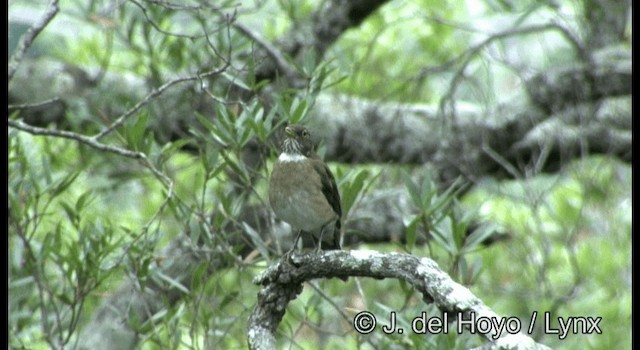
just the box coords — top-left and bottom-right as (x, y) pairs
(269, 124), (342, 251)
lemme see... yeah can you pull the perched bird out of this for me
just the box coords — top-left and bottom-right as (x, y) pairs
(269, 124), (342, 253)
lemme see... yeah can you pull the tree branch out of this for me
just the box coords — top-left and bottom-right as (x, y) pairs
(247, 250), (551, 350)
(439, 22), (590, 120)
(9, 119), (144, 159)
(251, 0), (390, 83)
(93, 68), (229, 141)
(8, 97), (62, 110)
(310, 0), (389, 55)
(8, 0), (59, 82)
(8, 119), (172, 188)
(232, 20), (301, 84)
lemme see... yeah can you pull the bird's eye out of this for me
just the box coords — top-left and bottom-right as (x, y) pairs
(302, 130), (309, 137)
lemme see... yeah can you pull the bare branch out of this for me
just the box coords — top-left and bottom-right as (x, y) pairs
(130, 0), (205, 39)
(232, 20), (300, 83)
(8, 97), (62, 110)
(246, 0), (390, 84)
(481, 142), (522, 179)
(142, 0), (218, 11)
(9, 119), (143, 159)
(439, 22), (589, 121)
(93, 67), (228, 141)
(8, 119), (172, 188)
(247, 250), (551, 350)
(8, 0), (60, 82)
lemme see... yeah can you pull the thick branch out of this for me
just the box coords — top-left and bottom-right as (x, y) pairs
(582, 0), (630, 49)
(250, 0), (390, 84)
(10, 47), (630, 182)
(525, 46), (631, 113)
(307, 93), (630, 188)
(247, 250), (551, 350)
(309, 0), (389, 56)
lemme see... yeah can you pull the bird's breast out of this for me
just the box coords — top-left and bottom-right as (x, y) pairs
(269, 160), (337, 231)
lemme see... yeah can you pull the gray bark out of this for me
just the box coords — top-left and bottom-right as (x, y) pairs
(247, 250), (552, 350)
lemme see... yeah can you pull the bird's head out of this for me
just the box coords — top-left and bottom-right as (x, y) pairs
(281, 124), (313, 157)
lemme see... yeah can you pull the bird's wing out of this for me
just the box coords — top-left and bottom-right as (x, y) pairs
(312, 159), (342, 220)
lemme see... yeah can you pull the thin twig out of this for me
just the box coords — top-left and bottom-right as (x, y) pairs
(203, 11), (235, 68)
(93, 68), (227, 141)
(142, 0), (212, 11)
(130, 0), (201, 39)
(10, 119), (144, 159)
(8, 119), (172, 188)
(8, 97), (62, 110)
(308, 282), (351, 322)
(8, 0), (60, 82)
(439, 22), (589, 122)
(481, 141), (522, 179)
(12, 223), (56, 348)
(232, 20), (299, 80)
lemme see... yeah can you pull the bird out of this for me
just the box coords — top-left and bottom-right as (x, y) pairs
(269, 124), (342, 254)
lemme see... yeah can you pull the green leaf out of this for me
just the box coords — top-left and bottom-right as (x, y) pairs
(219, 290), (240, 308)
(197, 111), (231, 147)
(461, 224), (497, 253)
(60, 201), (78, 227)
(155, 271), (190, 294)
(191, 262), (210, 291)
(420, 175), (434, 207)
(160, 139), (192, 160)
(249, 113), (269, 142)
(320, 72), (349, 90)
(235, 109), (255, 147)
(64, 237), (82, 269)
(340, 169), (370, 218)
(404, 215), (419, 250)
(219, 151), (249, 185)
(301, 49), (317, 76)
(49, 171), (81, 197)
(206, 155), (227, 181)
(147, 308), (169, 324)
(289, 97), (309, 124)
(56, 292), (74, 305)
(195, 112), (217, 135)
(431, 216), (457, 255)
(452, 216), (468, 250)
(75, 190), (94, 213)
(403, 172), (422, 208)
(222, 71), (251, 91)
(127, 112), (149, 152)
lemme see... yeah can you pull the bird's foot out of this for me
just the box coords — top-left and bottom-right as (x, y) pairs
(283, 247), (295, 263)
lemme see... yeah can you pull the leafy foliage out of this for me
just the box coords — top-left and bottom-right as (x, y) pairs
(462, 157), (631, 349)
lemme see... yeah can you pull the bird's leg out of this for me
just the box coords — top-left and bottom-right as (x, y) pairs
(316, 225), (326, 253)
(286, 229), (303, 257)
(333, 223), (342, 250)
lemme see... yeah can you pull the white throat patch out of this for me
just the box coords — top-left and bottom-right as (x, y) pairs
(278, 153), (306, 163)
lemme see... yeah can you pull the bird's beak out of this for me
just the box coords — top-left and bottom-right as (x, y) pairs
(284, 125), (296, 138)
